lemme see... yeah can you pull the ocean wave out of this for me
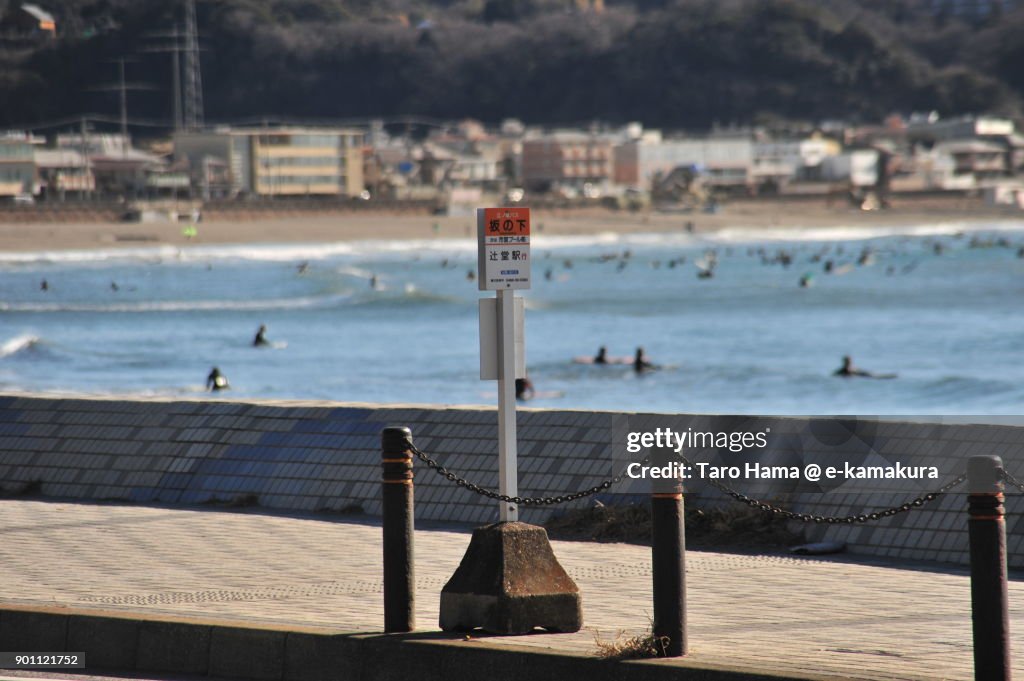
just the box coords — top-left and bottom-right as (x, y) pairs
(2, 219), (1020, 267)
(0, 242), (361, 266)
(0, 282), (464, 312)
(921, 374), (1016, 400)
(0, 245), (185, 266)
(707, 220), (1024, 245)
(335, 265), (378, 279)
(183, 242), (358, 262)
(0, 292), (355, 313)
(349, 284), (461, 307)
(0, 239), (485, 266)
(0, 334), (44, 358)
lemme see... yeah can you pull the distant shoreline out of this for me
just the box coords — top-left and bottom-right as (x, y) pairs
(0, 194), (1020, 253)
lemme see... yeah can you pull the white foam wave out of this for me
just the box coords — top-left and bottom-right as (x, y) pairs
(0, 334), (42, 358)
(0, 219), (1020, 266)
(345, 238), (478, 257)
(0, 242), (359, 266)
(184, 242), (358, 262)
(336, 265), (377, 279)
(0, 238), (482, 266)
(0, 293), (353, 313)
(0, 245), (184, 266)
(705, 220), (1024, 245)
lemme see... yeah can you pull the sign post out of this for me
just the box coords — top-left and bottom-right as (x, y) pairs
(477, 207), (530, 522)
(439, 206), (580, 635)
(497, 287), (517, 522)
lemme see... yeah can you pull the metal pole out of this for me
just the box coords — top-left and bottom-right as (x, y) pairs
(171, 26), (182, 132)
(497, 287), (518, 522)
(967, 454), (1010, 681)
(651, 486), (686, 657)
(118, 59), (128, 152)
(381, 426), (415, 632)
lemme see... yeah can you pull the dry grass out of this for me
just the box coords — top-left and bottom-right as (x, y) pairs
(593, 627), (671, 660)
(201, 493), (260, 508)
(545, 500), (803, 549)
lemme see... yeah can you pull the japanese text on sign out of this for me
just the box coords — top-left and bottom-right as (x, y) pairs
(477, 207), (531, 290)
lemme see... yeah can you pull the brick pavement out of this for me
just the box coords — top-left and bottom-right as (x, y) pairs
(0, 500), (1021, 680)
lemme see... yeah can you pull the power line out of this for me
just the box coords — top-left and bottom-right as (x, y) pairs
(89, 58), (156, 148)
(5, 113), (174, 132)
(143, 24), (186, 132)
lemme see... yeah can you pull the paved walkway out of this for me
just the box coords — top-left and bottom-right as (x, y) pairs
(1, 499), (1021, 680)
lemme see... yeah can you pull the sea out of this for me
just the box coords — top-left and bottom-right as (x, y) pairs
(2, 219), (1023, 416)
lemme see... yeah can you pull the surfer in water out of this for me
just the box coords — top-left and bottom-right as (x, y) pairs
(253, 324), (270, 347)
(515, 376), (535, 401)
(634, 347), (655, 373)
(833, 355), (896, 379)
(206, 367), (230, 391)
(594, 346), (609, 365)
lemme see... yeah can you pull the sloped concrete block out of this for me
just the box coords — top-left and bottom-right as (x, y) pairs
(440, 521), (581, 635)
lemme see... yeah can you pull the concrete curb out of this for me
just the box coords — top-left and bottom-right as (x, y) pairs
(0, 604), (842, 681)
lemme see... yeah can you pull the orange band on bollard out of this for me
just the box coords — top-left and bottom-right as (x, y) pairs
(651, 493), (683, 499)
(381, 457), (412, 463)
(382, 479), (412, 485)
(969, 515), (1004, 521)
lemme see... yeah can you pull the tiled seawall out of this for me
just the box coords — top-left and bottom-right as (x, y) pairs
(0, 394), (1021, 567)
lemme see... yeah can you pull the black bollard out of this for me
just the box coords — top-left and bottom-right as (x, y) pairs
(966, 455), (1010, 681)
(651, 487), (686, 657)
(382, 427), (415, 633)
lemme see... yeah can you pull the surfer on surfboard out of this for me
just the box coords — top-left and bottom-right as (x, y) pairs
(634, 347), (656, 373)
(833, 355), (896, 379)
(573, 346), (633, 365)
(516, 376), (535, 401)
(206, 367), (230, 391)
(253, 324), (270, 347)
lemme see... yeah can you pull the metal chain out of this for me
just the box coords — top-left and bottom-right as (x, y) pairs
(691, 465), (966, 524)
(999, 467), (1024, 493)
(407, 442), (967, 520)
(407, 443), (644, 506)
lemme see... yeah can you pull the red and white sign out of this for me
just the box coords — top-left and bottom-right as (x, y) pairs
(477, 207), (531, 290)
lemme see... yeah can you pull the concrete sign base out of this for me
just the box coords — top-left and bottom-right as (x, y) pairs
(439, 521), (582, 635)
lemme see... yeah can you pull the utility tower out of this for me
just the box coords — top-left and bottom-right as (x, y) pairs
(143, 24), (184, 131)
(183, 0), (204, 131)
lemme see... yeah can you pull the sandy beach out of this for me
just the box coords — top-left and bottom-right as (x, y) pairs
(0, 195), (1019, 252)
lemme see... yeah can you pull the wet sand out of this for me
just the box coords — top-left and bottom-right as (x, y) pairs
(0, 195), (1017, 252)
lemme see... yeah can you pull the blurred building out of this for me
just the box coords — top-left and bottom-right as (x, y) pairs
(907, 114), (1021, 183)
(936, 139), (1008, 185)
(0, 134), (37, 198)
(753, 137), (841, 186)
(521, 132), (614, 192)
(34, 149), (94, 198)
(424, 123), (505, 188)
(907, 114), (1015, 143)
(614, 134), (754, 194)
(821, 150), (880, 187)
(174, 127), (365, 199)
(55, 134), (170, 198)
